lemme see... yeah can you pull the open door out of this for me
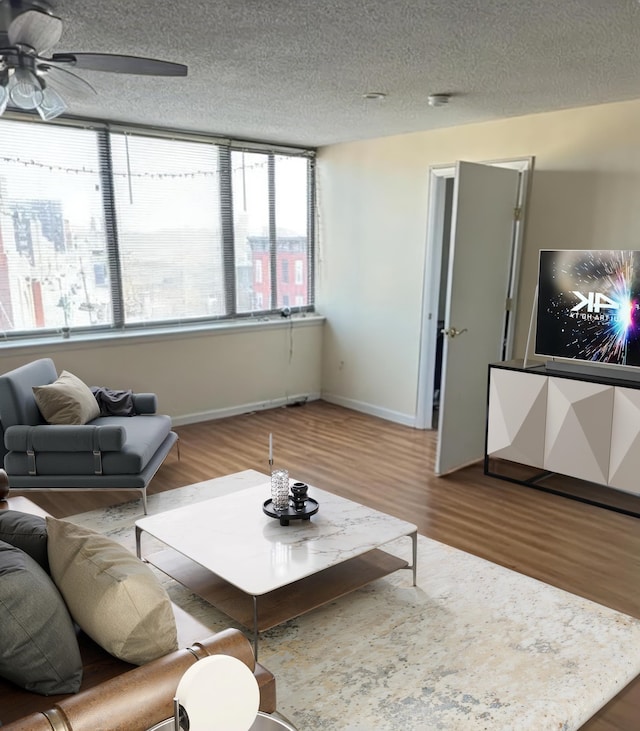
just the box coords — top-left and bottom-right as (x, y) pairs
(435, 161), (520, 475)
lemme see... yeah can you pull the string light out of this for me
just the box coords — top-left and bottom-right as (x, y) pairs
(0, 155), (270, 179)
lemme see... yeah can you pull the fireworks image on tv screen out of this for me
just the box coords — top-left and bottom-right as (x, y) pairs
(535, 249), (640, 366)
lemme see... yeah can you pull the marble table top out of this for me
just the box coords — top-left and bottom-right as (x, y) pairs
(135, 472), (417, 595)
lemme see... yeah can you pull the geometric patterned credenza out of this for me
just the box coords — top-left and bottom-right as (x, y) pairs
(608, 386), (640, 494)
(485, 362), (640, 503)
(486, 367), (548, 469)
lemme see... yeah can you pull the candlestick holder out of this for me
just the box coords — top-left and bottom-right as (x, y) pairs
(291, 482), (308, 511)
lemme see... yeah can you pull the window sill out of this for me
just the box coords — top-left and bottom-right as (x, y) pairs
(0, 313), (326, 356)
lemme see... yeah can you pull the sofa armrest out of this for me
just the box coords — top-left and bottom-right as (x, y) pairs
(132, 393), (157, 414)
(0, 630), (276, 731)
(4, 425), (125, 453)
(0, 713), (52, 731)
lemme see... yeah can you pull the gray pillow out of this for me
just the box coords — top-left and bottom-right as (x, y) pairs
(0, 510), (49, 572)
(0, 540), (82, 695)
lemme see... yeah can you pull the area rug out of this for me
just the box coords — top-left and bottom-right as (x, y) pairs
(67, 470), (640, 731)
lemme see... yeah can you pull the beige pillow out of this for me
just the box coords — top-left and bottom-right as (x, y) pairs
(33, 370), (100, 425)
(46, 517), (178, 665)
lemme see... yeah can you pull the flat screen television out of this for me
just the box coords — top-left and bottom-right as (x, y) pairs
(535, 249), (640, 368)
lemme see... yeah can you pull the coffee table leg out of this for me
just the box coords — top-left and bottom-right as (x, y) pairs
(135, 526), (143, 559)
(411, 531), (417, 586)
(252, 595), (259, 660)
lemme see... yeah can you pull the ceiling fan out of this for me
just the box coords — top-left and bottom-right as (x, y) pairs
(0, 0), (187, 121)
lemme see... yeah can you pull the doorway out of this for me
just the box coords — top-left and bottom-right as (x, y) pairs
(415, 158), (533, 473)
(431, 178), (454, 426)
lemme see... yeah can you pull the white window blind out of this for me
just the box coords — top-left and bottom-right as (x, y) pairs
(0, 120), (111, 334)
(232, 150), (313, 314)
(110, 132), (224, 325)
(232, 150), (270, 314)
(0, 117), (315, 339)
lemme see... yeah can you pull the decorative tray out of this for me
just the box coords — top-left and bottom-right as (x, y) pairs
(263, 497), (319, 526)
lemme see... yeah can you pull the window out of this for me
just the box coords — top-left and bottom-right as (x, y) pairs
(233, 151), (313, 313)
(295, 260), (304, 285)
(0, 120), (110, 332)
(275, 155), (309, 309)
(0, 118), (315, 339)
(232, 150), (269, 314)
(110, 133), (224, 325)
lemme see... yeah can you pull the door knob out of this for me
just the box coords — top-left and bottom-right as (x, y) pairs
(441, 327), (468, 338)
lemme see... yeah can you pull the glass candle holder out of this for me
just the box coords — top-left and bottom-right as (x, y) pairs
(270, 468), (290, 511)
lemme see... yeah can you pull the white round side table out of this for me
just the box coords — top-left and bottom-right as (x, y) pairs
(148, 710), (299, 731)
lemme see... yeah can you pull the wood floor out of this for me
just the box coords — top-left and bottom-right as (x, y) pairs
(11, 400), (640, 731)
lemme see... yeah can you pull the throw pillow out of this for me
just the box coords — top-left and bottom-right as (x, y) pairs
(33, 370), (100, 425)
(0, 540), (82, 695)
(46, 517), (178, 665)
(0, 510), (49, 572)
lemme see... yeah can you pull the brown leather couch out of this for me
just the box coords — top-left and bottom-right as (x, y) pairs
(1, 627), (276, 731)
(0, 497), (277, 730)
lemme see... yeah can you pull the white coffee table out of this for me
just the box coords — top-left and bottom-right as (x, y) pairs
(135, 476), (417, 658)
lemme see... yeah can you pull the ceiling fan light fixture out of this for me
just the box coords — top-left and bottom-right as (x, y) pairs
(9, 66), (44, 109)
(0, 0), (188, 121)
(36, 83), (66, 120)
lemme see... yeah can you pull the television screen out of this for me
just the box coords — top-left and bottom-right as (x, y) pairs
(535, 249), (640, 367)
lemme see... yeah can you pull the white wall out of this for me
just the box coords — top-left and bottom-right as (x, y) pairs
(5, 98), (640, 429)
(0, 317), (324, 424)
(316, 98), (640, 425)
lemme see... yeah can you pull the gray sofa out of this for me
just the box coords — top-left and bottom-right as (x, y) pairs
(0, 359), (178, 513)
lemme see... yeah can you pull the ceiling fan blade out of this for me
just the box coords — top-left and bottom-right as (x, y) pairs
(51, 53), (188, 76)
(8, 9), (63, 53)
(38, 63), (97, 97)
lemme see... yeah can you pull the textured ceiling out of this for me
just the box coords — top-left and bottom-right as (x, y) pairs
(16, 0), (640, 147)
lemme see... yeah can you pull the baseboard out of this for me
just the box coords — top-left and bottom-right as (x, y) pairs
(321, 392), (416, 427)
(171, 392), (322, 426)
